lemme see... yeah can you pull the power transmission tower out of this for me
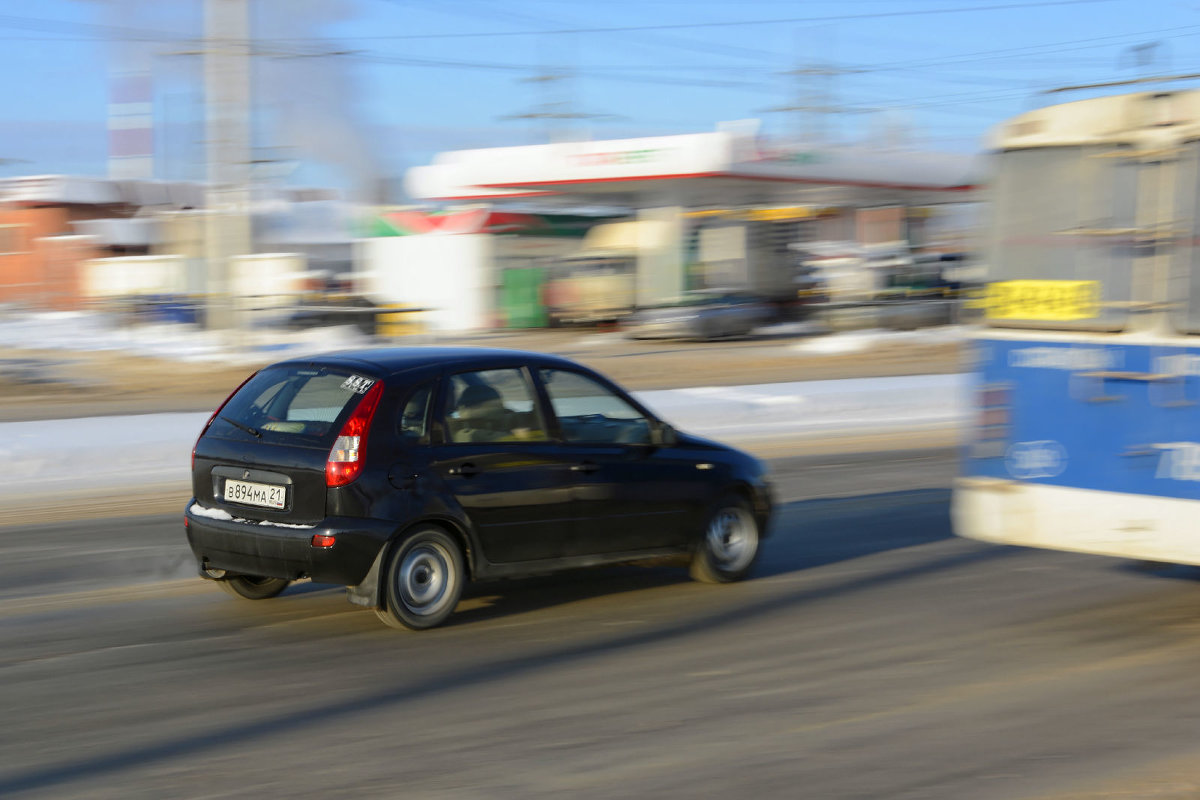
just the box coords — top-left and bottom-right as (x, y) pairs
(0, 157), (30, 175)
(499, 66), (618, 144)
(764, 61), (873, 147)
(1121, 41), (1168, 77)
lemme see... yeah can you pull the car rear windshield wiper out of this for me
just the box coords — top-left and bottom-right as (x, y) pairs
(220, 415), (262, 439)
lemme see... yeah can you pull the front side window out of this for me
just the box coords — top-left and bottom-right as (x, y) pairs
(444, 369), (548, 444)
(985, 145), (1138, 330)
(539, 369), (651, 445)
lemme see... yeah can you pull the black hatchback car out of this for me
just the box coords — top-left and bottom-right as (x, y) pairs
(185, 347), (773, 630)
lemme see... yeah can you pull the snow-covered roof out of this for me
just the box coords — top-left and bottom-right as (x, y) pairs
(0, 175), (209, 209)
(71, 217), (160, 247)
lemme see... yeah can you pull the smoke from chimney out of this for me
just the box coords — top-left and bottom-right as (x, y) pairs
(87, 0), (385, 199)
(253, 0), (384, 201)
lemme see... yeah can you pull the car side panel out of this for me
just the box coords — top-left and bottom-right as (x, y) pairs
(561, 442), (714, 555)
(426, 444), (578, 563)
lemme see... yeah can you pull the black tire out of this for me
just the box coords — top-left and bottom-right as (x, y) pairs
(690, 495), (760, 583)
(218, 575), (291, 600)
(374, 527), (465, 631)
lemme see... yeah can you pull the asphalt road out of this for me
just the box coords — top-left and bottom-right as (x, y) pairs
(5, 449), (1200, 799)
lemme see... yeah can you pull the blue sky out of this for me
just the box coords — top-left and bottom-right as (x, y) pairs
(0, 0), (1194, 197)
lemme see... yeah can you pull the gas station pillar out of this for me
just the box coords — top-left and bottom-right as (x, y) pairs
(635, 205), (685, 307)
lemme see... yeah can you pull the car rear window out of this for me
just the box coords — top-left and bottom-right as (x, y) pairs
(210, 365), (380, 446)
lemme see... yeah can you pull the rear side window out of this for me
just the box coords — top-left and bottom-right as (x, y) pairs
(211, 366), (379, 446)
(398, 384), (432, 443)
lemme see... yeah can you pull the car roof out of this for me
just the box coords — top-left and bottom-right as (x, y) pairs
(273, 346), (584, 377)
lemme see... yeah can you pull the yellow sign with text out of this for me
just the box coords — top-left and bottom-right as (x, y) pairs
(984, 280), (1101, 321)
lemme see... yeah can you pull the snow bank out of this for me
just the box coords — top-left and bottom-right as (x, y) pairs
(638, 373), (966, 441)
(0, 310), (372, 364)
(0, 374), (966, 501)
(792, 326), (965, 355)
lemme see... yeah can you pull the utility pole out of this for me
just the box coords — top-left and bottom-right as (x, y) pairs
(203, 0), (251, 332)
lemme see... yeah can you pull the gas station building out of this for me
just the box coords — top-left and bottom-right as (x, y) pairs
(367, 126), (981, 330)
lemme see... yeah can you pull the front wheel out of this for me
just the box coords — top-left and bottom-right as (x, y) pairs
(690, 496), (760, 583)
(375, 527), (465, 631)
(218, 575), (291, 600)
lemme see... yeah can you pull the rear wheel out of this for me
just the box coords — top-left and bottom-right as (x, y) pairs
(690, 496), (760, 583)
(375, 527), (465, 631)
(218, 575), (291, 600)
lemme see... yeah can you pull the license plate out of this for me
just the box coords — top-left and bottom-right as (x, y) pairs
(223, 479), (286, 509)
(984, 280), (1101, 321)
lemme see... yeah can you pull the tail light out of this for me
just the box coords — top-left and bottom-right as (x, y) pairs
(193, 371), (258, 469)
(326, 381), (384, 487)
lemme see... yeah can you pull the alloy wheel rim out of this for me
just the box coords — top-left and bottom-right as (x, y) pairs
(398, 542), (454, 616)
(706, 507), (757, 572)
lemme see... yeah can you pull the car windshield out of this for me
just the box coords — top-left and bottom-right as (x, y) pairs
(211, 365), (379, 446)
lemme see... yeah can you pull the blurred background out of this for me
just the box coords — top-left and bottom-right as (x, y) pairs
(1, 0), (1184, 353)
(12, 4), (1200, 799)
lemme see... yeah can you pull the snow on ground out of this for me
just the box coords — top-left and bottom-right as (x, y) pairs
(573, 331), (627, 347)
(638, 373), (965, 441)
(0, 310), (968, 500)
(752, 321), (827, 337)
(0, 309), (965, 363)
(0, 374), (967, 501)
(792, 326), (966, 355)
(0, 310), (373, 364)
(0, 410), (208, 498)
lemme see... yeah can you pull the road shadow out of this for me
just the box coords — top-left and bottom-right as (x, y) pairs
(1118, 561), (1200, 583)
(0, 489), (952, 627)
(0, 486), (1010, 797)
(759, 488), (952, 577)
(403, 488), (953, 629)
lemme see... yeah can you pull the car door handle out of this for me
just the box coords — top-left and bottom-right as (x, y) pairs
(447, 462), (480, 477)
(570, 461), (600, 473)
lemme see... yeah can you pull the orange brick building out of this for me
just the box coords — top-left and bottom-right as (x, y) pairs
(0, 176), (146, 310)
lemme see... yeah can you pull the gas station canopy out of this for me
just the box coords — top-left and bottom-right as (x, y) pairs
(405, 128), (982, 209)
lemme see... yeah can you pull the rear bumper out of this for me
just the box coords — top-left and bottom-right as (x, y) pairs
(952, 478), (1200, 565)
(184, 501), (395, 586)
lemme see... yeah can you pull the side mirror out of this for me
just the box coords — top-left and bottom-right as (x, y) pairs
(650, 421), (678, 447)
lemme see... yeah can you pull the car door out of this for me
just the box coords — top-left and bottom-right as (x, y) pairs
(725, 294), (761, 336)
(428, 367), (576, 564)
(537, 367), (705, 556)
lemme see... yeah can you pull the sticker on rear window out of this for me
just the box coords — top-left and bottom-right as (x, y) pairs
(341, 375), (376, 394)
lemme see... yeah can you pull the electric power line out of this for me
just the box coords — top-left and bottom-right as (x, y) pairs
(259, 0), (1119, 43)
(371, 0), (782, 62)
(855, 22), (1200, 72)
